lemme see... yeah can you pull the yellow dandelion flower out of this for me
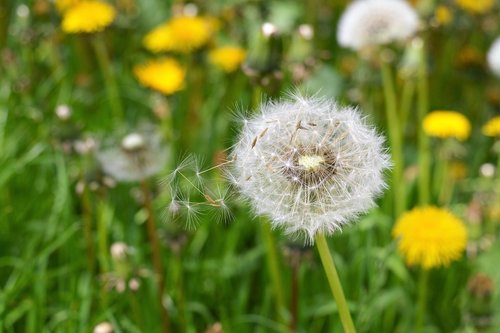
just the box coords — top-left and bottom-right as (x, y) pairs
(55, 0), (81, 13)
(423, 111), (471, 140)
(143, 15), (212, 54)
(143, 23), (175, 53)
(434, 5), (453, 25)
(208, 46), (246, 72)
(133, 58), (185, 95)
(455, 0), (494, 14)
(61, 1), (116, 34)
(482, 116), (500, 137)
(393, 206), (467, 269)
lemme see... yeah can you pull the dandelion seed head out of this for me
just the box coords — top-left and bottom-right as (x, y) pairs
(228, 94), (390, 242)
(337, 0), (419, 51)
(97, 126), (168, 182)
(121, 133), (145, 152)
(487, 38), (500, 77)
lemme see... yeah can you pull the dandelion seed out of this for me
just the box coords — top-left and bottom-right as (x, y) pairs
(487, 38), (500, 77)
(228, 94), (390, 242)
(337, 0), (419, 51)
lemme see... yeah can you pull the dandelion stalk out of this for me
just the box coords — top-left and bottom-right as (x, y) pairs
(91, 33), (124, 120)
(416, 268), (429, 333)
(81, 184), (96, 273)
(0, 0), (10, 49)
(380, 60), (405, 217)
(315, 234), (356, 333)
(416, 40), (430, 205)
(261, 222), (287, 325)
(140, 180), (171, 333)
(289, 256), (300, 331)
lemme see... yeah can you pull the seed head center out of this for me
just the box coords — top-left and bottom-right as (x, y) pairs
(298, 154), (325, 171)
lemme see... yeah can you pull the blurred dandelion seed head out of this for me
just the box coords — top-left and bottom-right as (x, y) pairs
(121, 133), (145, 152)
(423, 111), (471, 140)
(110, 242), (129, 260)
(97, 128), (168, 182)
(487, 38), (500, 77)
(393, 206), (468, 269)
(209, 46), (247, 73)
(482, 116), (500, 137)
(228, 94), (390, 242)
(61, 1), (116, 34)
(337, 0), (419, 51)
(133, 58), (185, 95)
(93, 322), (114, 333)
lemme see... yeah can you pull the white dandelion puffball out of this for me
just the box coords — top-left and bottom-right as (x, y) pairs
(229, 95), (390, 242)
(337, 0), (419, 51)
(487, 37), (500, 77)
(97, 129), (168, 182)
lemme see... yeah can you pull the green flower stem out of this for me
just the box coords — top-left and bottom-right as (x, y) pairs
(416, 268), (429, 333)
(400, 79), (415, 135)
(81, 185), (95, 273)
(261, 222), (287, 325)
(91, 34), (124, 120)
(0, 0), (11, 49)
(315, 233), (356, 333)
(141, 180), (171, 333)
(417, 40), (431, 205)
(380, 61), (405, 217)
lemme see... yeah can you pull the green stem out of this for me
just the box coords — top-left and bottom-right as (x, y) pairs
(261, 222), (287, 325)
(416, 268), (429, 333)
(380, 61), (405, 217)
(0, 0), (10, 49)
(81, 185), (95, 273)
(315, 234), (356, 333)
(417, 40), (430, 205)
(141, 180), (171, 333)
(399, 79), (415, 135)
(91, 34), (124, 120)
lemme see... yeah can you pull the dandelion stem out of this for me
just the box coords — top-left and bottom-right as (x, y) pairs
(140, 180), (171, 333)
(417, 41), (431, 205)
(380, 61), (405, 217)
(92, 33), (124, 120)
(0, 0), (11, 50)
(289, 259), (299, 331)
(260, 222), (287, 325)
(315, 234), (356, 333)
(416, 268), (429, 333)
(81, 184), (96, 273)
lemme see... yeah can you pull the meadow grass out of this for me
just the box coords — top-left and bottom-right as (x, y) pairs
(1, 1), (499, 332)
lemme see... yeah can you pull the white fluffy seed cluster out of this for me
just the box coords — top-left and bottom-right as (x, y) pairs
(97, 129), (168, 182)
(229, 95), (390, 242)
(487, 37), (500, 77)
(337, 0), (419, 51)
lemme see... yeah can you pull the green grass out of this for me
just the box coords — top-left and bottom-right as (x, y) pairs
(1, 0), (500, 332)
